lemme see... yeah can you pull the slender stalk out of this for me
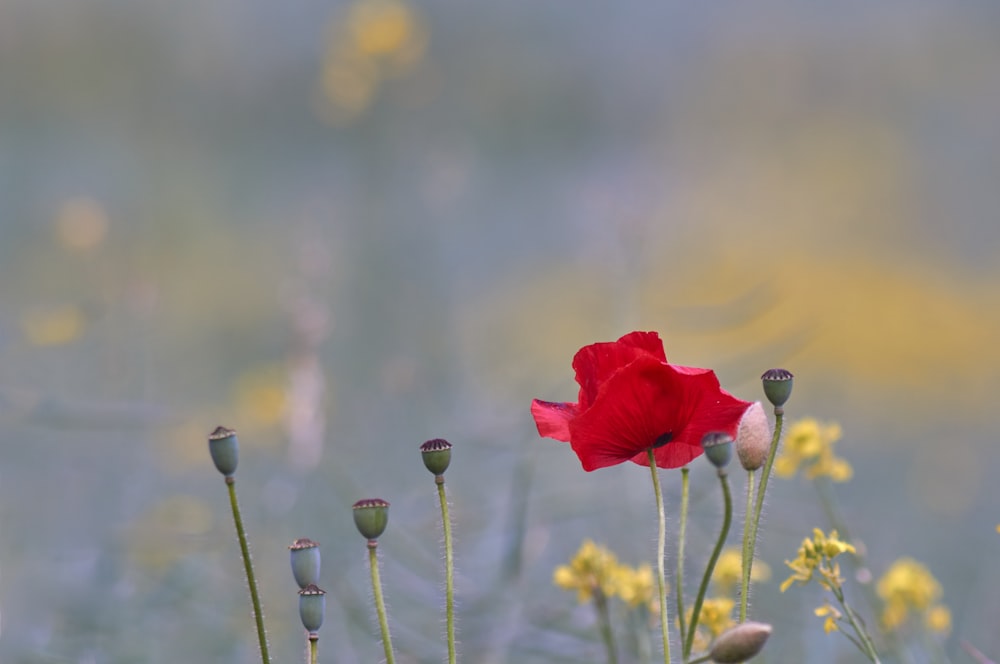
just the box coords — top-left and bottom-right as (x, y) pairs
(436, 477), (457, 664)
(686, 654), (712, 664)
(632, 605), (653, 664)
(594, 590), (620, 664)
(226, 478), (271, 664)
(676, 467), (690, 646)
(647, 449), (672, 664)
(308, 634), (319, 664)
(831, 586), (881, 663)
(745, 411), (784, 603)
(683, 469), (733, 660)
(739, 469), (756, 622)
(368, 541), (396, 664)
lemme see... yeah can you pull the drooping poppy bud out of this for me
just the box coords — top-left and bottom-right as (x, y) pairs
(736, 402), (772, 471)
(709, 621), (772, 663)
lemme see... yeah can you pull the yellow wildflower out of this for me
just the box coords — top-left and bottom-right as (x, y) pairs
(712, 547), (771, 597)
(781, 529), (856, 593)
(685, 597), (736, 652)
(876, 557), (950, 635)
(774, 418), (853, 482)
(614, 562), (656, 610)
(553, 540), (620, 604)
(814, 602), (842, 633)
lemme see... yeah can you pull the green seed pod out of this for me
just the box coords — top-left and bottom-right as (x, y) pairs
(702, 432), (734, 469)
(289, 538), (321, 589)
(298, 584), (326, 634)
(352, 498), (390, 540)
(760, 368), (794, 409)
(709, 621), (772, 663)
(419, 438), (453, 476)
(208, 426), (239, 477)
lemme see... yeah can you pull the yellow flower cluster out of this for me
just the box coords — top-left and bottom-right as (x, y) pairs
(814, 601), (843, 634)
(712, 547), (771, 597)
(686, 597), (737, 652)
(877, 558), (951, 635)
(774, 418), (853, 482)
(553, 540), (656, 610)
(318, 0), (428, 124)
(780, 528), (856, 593)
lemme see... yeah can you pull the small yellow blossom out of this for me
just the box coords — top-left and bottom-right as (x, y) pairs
(685, 597), (736, 651)
(712, 547), (771, 597)
(553, 540), (620, 604)
(774, 418), (853, 482)
(814, 602), (842, 633)
(781, 528), (856, 593)
(614, 562), (656, 610)
(876, 557), (950, 635)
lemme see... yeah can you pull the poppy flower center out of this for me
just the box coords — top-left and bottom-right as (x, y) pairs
(652, 432), (674, 449)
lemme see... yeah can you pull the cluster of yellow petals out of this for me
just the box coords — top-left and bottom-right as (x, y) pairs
(876, 557), (951, 635)
(712, 547), (771, 597)
(780, 528), (856, 593)
(552, 540), (657, 611)
(774, 418), (853, 482)
(685, 597), (737, 652)
(814, 601), (843, 634)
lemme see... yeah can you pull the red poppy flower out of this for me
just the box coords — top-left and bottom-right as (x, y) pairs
(531, 331), (752, 471)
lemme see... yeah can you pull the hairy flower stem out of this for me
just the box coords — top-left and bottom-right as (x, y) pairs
(647, 449), (672, 664)
(739, 469), (756, 622)
(368, 541), (396, 664)
(744, 410), (784, 611)
(683, 469), (733, 660)
(436, 477), (457, 664)
(226, 477), (271, 664)
(594, 590), (620, 664)
(832, 586), (881, 663)
(676, 467), (690, 646)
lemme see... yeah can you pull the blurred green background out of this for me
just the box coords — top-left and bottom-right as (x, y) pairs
(2, 0), (999, 662)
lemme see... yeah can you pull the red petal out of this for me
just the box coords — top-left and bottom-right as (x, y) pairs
(530, 399), (578, 442)
(571, 331), (667, 408)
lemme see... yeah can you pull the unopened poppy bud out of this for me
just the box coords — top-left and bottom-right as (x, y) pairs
(709, 621), (772, 663)
(289, 538), (321, 589)
(208, 426), (239, 477)
(736, 402), (771, 471)
(761, 369), (793, 409)
(420, 438), (453, 476)
(298, 584), (326, 633)
(353, 498), (390, 540)
(702, 432), (734, 469)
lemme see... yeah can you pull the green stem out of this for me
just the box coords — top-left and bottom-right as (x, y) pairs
(745, 410), (784, 607)
(436, 477), (457, 664)
(739, 469), (756, 622)
(308, 634), (318, 664)
(832, 586), (881, 664)
(226, 478), (271, 664)
(368, 541), (396, 664)
(683, 470), (733, 660)
(676, 467), (690, 646)
(594, 590), (620, 664)
(647, 449), (672, 664)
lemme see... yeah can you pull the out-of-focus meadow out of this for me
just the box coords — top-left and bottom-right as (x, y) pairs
(2, 1), (999, 661)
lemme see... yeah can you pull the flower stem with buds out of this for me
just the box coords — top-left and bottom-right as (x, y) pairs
(739, 469), (756, 622)
(436, 477), (457, 664)
(744, 410), (784, 617)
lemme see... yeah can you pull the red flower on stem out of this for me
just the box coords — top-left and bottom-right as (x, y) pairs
(531, 331), (752, 471)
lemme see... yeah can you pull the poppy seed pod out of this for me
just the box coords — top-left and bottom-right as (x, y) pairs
(298, 584), (326, 633)
(736, 402), (772, 471)
(352, 498), (390, 540)
(702, 432), (734, 469)
(208, 426), (239, 477)
(709, 621), (772, 663)
(420, 438), (453, 476)
(289, 538), (321, 589)
(760, 369), (794, 409)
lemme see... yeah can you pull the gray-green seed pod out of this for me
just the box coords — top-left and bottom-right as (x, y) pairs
(760, 369), (793, 409)
(208, 426), (239, 477)
(420, 438), (453, 476)
(298, 584), (326, 633)
(352, 498), (390, 540)
(702, 432), (734, 469)
(289, 538), (321, 589)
